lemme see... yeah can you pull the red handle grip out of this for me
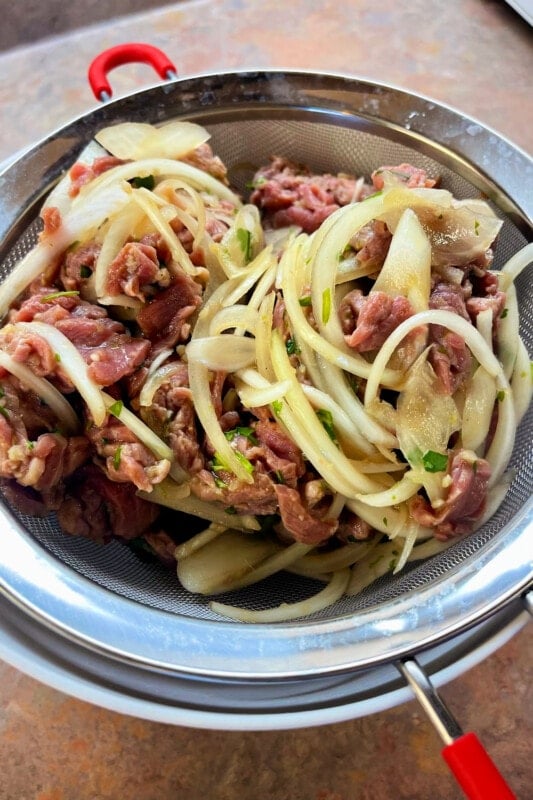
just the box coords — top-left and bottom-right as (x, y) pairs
(442, 733), (516, 800)
(88, 43), (177, 101)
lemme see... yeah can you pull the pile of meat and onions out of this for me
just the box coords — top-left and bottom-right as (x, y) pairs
(0, 120), (531, 622)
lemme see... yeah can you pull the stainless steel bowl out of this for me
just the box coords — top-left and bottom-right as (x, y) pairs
(0, 71), (531, 728)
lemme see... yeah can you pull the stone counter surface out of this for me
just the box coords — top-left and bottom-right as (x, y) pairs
(0, 1), (532, 798)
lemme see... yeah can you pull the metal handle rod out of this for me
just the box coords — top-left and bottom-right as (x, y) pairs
(397, 657), (462, 745)
(523, 589), (533, 616)
(397, 657), (517, 799)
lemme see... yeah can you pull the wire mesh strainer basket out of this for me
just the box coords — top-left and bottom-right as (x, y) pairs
(0, 71), (531, 724)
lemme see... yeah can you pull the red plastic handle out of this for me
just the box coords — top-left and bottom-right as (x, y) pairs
(88, 43), (177, 101)
(442, 733), (516, 800)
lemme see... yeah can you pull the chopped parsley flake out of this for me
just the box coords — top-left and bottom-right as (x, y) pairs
(496, 390), (506, 402)
(286, 337), (300, 356)
(272, 399), (283, 416)
(54, 353), (61, 363)
(299, 296), (312, 307)
(382, 516), (388, 527)
(113, 445), (122, 471)
(316, 408), (337, 442)
(236, 228), (252, 263)
(41, 290), (80, 302)
(225, 426), (258, 445)
(224, 506), (237, 515)
(0, 404), (8, 419)
(245, 176), (267, 189)
(108, 399), (124, 418)
(474, 219), (480, 236)
(234, 450), (254, 474)
(322, 288), (332, 324)
(421, 450), (448, 473)
(130, 175), (155, 190)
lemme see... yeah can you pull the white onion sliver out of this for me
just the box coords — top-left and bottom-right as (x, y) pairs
(0, 349), (79, 433)
(102, 392), (174, 463)
(186, 335), (256, 371)
(13, 322), (106, 426)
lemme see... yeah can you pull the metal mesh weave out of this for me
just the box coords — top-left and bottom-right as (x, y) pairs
(0, 118), (531, 623)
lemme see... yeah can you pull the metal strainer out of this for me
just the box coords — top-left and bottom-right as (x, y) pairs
(0, 69), (531, 738)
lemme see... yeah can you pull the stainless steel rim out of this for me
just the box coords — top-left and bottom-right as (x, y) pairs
(0, 70), (531, 683)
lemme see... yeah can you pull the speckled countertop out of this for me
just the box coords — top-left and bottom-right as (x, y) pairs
(0, 2), (532, 799)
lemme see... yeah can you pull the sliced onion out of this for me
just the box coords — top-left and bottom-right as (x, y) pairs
(95, 121), (211, 161)
(0, 349), (79, 433)
(140, 479), (260, 531)
(12, 322), (106, 425)
(355, 471), (422, 507)
(511, 337), (532, 425)
(372, 207), (431, 312)
(210, 568), (350, 623)
(102, 392), (174, 463)
(186, 335), (256, 371)
(93, 199), (146, 298)
(0, 182), (132, 318)
(462, 365), (497, 452)
(75, 158), (241, 207)
(174, 523), (227, 560)
(139, 362), (186, 408)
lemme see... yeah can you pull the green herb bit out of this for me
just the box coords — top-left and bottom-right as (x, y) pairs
(338, 244), (354, 261)
(316, 408), (337, 442)
(224, 506), (237, 515)
(41, 290), (80, 302)
(236, 228), (252, 263)
(211, 453), (227, 472)
(474, 219), (480, 236)
(382, 516), (388, 527)
(214, 476), (227, 489)
(27, 440), (35, 450)
(225, 426), (258, 445)
(54, 353), (61, 363)
(388, 558), (397, 571)
(108, 399), (124, 418)
(0, 404), (9, 419)
(234, 450), (254, 474)
(421, 450), (448, 473)
(496, 390), (506, 402)
(80, 265), (92, 279)
(322, 288), (331, 324)
(245, 176), (267, 189)
(130, 175), (155, 190)
(275, 470), (285, 484)
(285, 337), (300, 356)
(272, 399), (283, 417)
(363, 189), (383, 201)
(113, 445), (122, 471)
(298, 296), (312, 307)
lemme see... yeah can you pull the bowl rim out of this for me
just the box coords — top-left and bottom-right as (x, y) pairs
(0, 69), (531, 681)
